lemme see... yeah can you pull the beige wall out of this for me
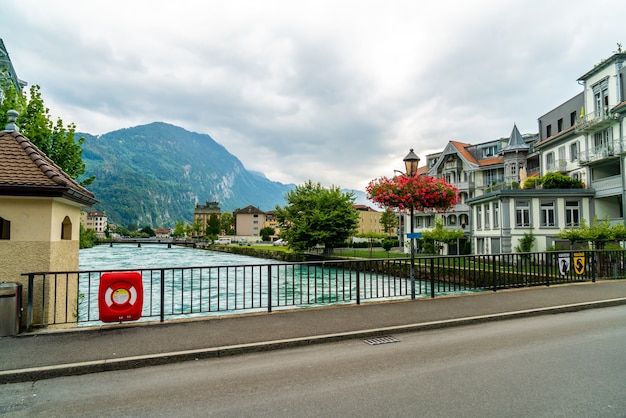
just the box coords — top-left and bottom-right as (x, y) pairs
(236, 213), (266, 236)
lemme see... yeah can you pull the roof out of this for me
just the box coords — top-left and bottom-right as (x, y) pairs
(235, 205), (265, 215)
(500, 124), (529, 153)
(535, 125), (577, 148)
(577, 52), (626, 82)
(0, 120), (98, 206)
(352, 204), (377, 212)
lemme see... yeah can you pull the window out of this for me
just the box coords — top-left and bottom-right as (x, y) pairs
(546, 152), (555, 170)
(570, 142), (579, 162)
(476, 206), (482, 229)
(510, 163), (517, 177)
(0, 216), (10, 240)
(484, 204), (490, 229)
(61, 216), (72, 240)
(493, 202), (500, 228)
(546, 124), (552, 137)
(483, 145), (498, 157)
(593, 78), (609, 116)
(515, 200), (530, 227)
(565, 201), (580, 227)
(540, 201), (555, 227)
(557, 118), (563, 132)
(594, 129), (611, 150)
(570, 111), (577, 126)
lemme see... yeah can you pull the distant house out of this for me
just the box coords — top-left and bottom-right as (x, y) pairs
(0, 110), (98, 327)
(193, 200), (221, 236)
(155, 228), (172, 239)
(234, 205), (266, 237)
(264, 210), (281, 239)
(352, 204), (384, 235)
(80, 209), (108, 238)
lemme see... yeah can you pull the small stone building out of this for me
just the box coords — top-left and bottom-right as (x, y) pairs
(0, 111), (97, 327)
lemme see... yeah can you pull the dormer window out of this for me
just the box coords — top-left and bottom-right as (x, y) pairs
(483, 145), (497, 157)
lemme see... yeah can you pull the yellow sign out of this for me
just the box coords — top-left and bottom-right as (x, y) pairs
(573, 252), (585, 275)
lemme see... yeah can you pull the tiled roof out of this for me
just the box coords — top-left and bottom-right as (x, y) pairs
(613, 101), (626, 113)
(235, 205), (264, 214)
(0, 129), (97, 205)
(449, 141), (478, 165)
(535, 125), (576, 148)
(478, 156), (504, 167)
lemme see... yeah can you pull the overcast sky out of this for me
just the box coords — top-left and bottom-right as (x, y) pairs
(2, 0), (625, 190)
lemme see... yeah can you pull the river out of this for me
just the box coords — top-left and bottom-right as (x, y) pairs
(79, 243), (278, 270)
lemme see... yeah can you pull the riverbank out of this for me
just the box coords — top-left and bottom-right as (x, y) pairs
(207, 244), (326, 262)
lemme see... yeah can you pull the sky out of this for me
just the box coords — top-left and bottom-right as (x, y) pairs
(2, 0), (625, 191)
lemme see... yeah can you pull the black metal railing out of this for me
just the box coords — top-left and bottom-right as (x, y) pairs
(22, 250), (624, 329)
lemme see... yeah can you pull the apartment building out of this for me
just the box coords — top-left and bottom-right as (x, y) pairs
(353, 204), (384, 235)
(80, 210), (108, 238)
(234, 205), (266, 237)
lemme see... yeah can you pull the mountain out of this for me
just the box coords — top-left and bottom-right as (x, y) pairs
(80, 122), (294, 228)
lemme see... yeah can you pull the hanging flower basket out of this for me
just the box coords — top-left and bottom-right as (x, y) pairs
(366, 174), (460, 212)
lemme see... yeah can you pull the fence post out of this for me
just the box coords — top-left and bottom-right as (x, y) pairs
(160, 269), (165, 322)
(591, 251), (597, 283)
(430, 257), (435, 298)
(356, 262), (360, 305)
(492, 255), (497, 291)
(27, 274), (34, 330)
(267, 265), (272, 313)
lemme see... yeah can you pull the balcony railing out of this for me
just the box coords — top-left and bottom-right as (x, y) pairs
(591, 175), (622, 193)
(578, 140), (625, 164)
(575, 110), (618, 133)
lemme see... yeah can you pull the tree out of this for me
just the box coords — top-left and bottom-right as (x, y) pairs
(514, 230), (536, 254)
(220, 213), (235, 235)
(260, 227), (275, 242)
(275, 181), (359, 253)
(422, 218), (465, 255)
(140, 226), (156, 237)
(206, 213), (221, 236)
(1, 84), (93, 185)
(380, 208), (399, 236)
(172, 221), (187, 238)
(356, 232), (387, 257)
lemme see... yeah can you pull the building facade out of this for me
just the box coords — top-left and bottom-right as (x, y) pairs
(234, 205), (266, 237)
(404, 50), (626, 254)
(193, 201), (221, 236)
(80, 210), (108, 237)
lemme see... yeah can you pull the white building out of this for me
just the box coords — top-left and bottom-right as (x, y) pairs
(405, 50), (626, 254)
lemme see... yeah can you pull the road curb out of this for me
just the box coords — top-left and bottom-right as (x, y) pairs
(2, 297), (626, 384)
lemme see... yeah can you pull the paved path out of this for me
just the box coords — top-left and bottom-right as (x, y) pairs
(1, 280), (626, 383)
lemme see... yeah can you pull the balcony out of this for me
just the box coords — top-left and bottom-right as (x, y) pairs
(577, 141), (625, 165)
(575, 110), (619, 133)
(591, 175), (622, 197)
(545, 159), (568, 173)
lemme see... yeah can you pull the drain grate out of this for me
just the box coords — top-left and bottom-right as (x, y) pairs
(363, 336), (400, 345)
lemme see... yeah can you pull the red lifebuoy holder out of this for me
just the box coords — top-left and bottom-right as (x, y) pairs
(98, 272), (143, 323)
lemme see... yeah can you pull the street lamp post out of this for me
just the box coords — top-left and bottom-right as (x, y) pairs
(403, 149), (420, 300)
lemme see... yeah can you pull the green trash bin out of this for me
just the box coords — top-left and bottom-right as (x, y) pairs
(0, 282), (22, 336)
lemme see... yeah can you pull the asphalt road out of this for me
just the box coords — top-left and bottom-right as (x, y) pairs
(2, 305), (625, 417)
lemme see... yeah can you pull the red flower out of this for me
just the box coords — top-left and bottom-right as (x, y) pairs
(366, 174), (460, 212)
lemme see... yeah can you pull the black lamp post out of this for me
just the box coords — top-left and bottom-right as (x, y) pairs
(403, 149), (420, 299)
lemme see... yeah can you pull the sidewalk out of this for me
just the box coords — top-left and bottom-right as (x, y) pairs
(2, 280), (626, 383)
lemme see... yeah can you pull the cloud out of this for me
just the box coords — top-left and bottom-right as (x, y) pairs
(3, 0), (626, 190)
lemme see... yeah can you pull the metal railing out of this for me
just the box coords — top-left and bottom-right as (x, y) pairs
(22, 250), (624, 329)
